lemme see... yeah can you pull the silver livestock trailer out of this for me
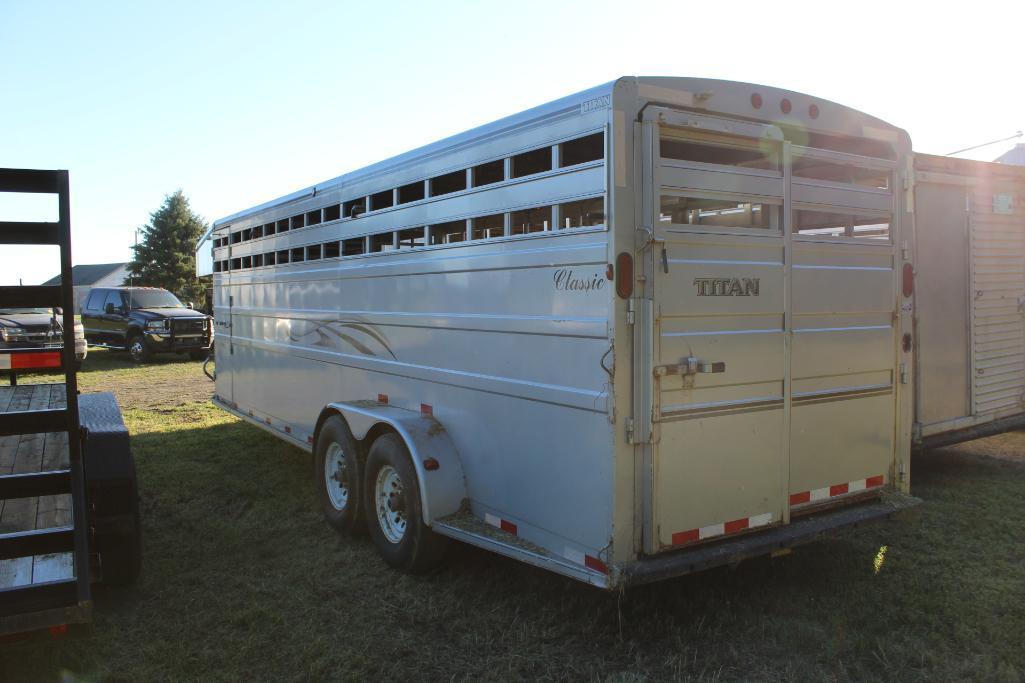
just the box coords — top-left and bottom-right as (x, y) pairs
(197, 77), (922, 587)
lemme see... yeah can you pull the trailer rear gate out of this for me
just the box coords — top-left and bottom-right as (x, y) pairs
(641, 106), (905, 553)
(0, 384), (73, 588)
(914, 154), (1025, 442)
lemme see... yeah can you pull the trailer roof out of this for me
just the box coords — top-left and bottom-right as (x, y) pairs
(203, 77), (906, 242)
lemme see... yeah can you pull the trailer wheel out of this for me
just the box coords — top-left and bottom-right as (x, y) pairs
(315, 415), (364, 535)
(363, 433), (448, 573)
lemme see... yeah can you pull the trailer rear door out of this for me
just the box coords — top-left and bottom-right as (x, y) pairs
(642, 111), (789, 552)
(640, 107), (901, 553)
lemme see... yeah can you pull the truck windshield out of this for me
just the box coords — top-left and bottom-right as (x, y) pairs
(0, 308), (52, 315)
(126, 290), (185, 309)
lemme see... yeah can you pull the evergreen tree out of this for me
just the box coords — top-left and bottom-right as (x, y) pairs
(125, 190), (207, 304)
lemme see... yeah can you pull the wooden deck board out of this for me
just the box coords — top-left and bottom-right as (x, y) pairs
(0, 384), (75, 590)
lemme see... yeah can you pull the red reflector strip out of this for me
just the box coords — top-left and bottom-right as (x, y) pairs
(789, 491), (811, 506)
(724, 517), (749, 534)
(377, 394), (388, 404)
(0, 351), (62, 370)
(671, 528), (700, 545)
(672, 512), (774, 547)
(484, 513), (517, 536)
(420, 403), (432, 416)
(564, 547), (609, 574)
(791, 475), (886, 507)
(584, 554), (608, 574)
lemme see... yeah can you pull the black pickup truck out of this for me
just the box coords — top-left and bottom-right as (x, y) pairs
(81, 286), (212, 362)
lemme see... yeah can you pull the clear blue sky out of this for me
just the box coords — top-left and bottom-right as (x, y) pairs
(2, 0), (1022, 285)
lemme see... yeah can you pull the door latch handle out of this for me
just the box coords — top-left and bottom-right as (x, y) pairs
(654, 356), (726, 377)
(661, 246), (669, 274)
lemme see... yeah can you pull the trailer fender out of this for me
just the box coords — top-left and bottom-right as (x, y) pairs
(324, 401), (467, 525)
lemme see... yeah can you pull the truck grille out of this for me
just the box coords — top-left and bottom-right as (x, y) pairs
(172, 318), (206, 337)
(21, 325), (62, 345)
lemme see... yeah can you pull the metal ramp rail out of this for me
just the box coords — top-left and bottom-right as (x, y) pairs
(0, 168), (93, 634)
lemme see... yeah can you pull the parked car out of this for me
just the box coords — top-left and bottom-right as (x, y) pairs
(81, 287), (212, 362)
(0, 306), (87, 365)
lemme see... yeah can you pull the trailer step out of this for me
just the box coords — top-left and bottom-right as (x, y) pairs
(0, 285), (63, 308)
(0, 578), (81, 618)
(0, 470), (71, 499)
(0, 408), (67, 436)
(0, 168), (61, 194)
(0, 527), (75, 561)
(0, 221), (62, 245)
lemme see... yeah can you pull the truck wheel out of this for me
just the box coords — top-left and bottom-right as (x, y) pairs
(315, 415), (364, 535)
(363, 433), (448, 573)
(127, 334), (152, 363)
(188, 349), (208, 361)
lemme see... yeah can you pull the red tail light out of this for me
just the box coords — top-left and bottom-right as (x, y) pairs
(615, 253), (633, 299)
(902, 263), (914, 297)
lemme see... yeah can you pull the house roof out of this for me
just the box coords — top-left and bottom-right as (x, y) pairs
(41, 262), (127, 286)
(996, 143), (1025, 166)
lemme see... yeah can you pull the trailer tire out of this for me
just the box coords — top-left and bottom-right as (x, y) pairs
(315, 415), (365, 535)
(364, 433), (448, 573)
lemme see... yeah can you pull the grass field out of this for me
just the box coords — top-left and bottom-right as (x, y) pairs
(1, 349), (1024, 681)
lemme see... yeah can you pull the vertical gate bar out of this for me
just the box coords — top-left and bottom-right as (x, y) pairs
(637, 117), (657, 553)
(781, 141), (793, 526)
(57, 170), (92, 606)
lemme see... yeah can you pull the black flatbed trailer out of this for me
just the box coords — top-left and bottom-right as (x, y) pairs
(0, 168), (140, 636)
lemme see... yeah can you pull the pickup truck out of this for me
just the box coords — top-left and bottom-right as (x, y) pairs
(0, 306), (87, 364)
(81, 286), (212, 362)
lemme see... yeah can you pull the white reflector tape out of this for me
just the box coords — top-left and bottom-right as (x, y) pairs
(0, 355), (10, 370)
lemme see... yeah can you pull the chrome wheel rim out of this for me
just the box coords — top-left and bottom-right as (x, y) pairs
(375, 465), (406, 543)
(129, 339), (145, 361)
(323, 442), (350, 511)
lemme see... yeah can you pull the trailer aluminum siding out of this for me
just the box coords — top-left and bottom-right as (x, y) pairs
(199, 77), (917, 587)
(913, 153), (1025, 446)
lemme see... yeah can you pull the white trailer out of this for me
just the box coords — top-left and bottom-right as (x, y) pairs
(196, 77), (920, 587)
(912, 153), (1025, 448)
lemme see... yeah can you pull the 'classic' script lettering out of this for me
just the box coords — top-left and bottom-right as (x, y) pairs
(554, 269), (607, 293)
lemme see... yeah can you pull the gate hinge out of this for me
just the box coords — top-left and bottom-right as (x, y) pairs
(625, 417), (635, 443)
(900, 361), (909, 384)
(626, 298), (635, 325)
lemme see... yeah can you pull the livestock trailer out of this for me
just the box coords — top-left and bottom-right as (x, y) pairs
(912, 154), (1025, 448)
(198, 77), (922, 587)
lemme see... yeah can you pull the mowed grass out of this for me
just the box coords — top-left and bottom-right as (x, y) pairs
(1, 350), (1024, 681)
